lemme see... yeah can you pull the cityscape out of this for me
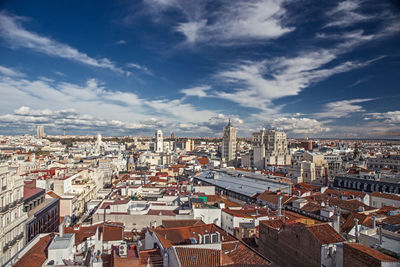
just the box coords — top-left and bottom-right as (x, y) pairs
(0, 0), (400, 267)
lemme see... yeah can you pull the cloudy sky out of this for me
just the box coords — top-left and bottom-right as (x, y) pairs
(0, 0), (399, 137)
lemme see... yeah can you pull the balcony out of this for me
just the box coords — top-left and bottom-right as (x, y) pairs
(9, 201), (17, 209)
(16, 233), (24, 240)
(2, 243), (9, 252)
(0, 204), (9, 213)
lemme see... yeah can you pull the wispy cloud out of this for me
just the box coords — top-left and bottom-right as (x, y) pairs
(365, 110), (400, 124)
(144, 0), (293, 45)
(115, 39), (127, 45)
(0, 12), (129, 75)
(0, 65), (24, 77)
(180, 85), (211, 98)
(314, 98), (374, 118)
(211, 51), (378, 111)
(126, 62), (153, 75)
(324, 0), (373, 28)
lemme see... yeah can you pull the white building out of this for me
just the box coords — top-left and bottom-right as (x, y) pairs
(155, 130), (163, 153)
(37, 125), (45, 139)
(0, 161), (28, 265)
(252, 129), (291, 169)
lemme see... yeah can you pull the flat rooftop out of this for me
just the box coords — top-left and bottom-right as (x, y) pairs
(48, 233), (74, 250)
(28, 198), (58, 217)
(196, 171), (290, 197)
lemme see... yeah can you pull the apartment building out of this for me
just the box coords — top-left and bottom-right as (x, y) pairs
(0, 160), (28, 265)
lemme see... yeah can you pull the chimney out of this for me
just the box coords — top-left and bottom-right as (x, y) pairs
(333, 212), (340, 233)
(59, 222), (64, 238)
(354, 218), (359, 243)
(59, 216), (70, 238)
(372, 216), (376, 229)
(278, 196), (283, 219)
(379, 225), (383, 245)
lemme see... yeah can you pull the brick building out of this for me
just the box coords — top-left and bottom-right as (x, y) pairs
(258, 221), (345, 267)
(343, 243), (399, 267)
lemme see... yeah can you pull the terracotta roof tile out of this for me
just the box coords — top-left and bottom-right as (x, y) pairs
(161, 219), (205, 228)
(371, 191), (400, 201)
(174, 247), (220, 267)
(154, 224), (235, 247)
(14, 234), (54, 267)
(306, 223), (346, 244)
(344, 243), (400, 263)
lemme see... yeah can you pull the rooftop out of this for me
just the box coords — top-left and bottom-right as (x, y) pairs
(197, 171), (290, 197)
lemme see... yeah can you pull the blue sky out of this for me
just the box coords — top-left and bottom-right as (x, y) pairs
(0, 0), (399, 137)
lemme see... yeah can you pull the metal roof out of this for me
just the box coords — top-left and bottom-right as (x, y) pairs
(196, 171), (290, 197)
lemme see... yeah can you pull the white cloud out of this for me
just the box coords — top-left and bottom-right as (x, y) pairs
(144, 98), (216, 122)
(325, 0), (373, 28)
(180, 85), (211, 97)
(0, 12), (128, 75)
(365, 111), (400, 124)
(0, 65), (24, 77)
(212, 51), (377, 111)
(267, 117), (330, 134)
(126, 63), (152, 75)
(0, 75), (226, 135)
(314, 98), (374, 118)
(146, 0), (293, 45)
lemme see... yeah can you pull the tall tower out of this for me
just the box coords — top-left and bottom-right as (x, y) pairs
(37, 125), (45, 138)
(155, 130), (163, 153)
(221, 119), (237, 165)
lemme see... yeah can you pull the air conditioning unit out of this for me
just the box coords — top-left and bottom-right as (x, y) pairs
(119, 242), (127, 257)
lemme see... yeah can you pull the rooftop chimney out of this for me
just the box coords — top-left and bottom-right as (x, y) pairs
(59, 216), (70, 238)
(278, 196), (283, 219)
(354, 218), (359, 243)
(333, 212), (340, 233)
(379, 225), (383, 245)
(372, 216), (376, 229)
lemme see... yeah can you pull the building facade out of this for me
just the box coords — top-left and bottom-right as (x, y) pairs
(221, 120), (237, 165)
(0, 161), (28, 265)
(36, 125), (45, 139)
(155, 130), (163, 153)
(252, 129), (291, 169)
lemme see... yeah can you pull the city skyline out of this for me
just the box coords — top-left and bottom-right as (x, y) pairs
(0, 0), (400, 138)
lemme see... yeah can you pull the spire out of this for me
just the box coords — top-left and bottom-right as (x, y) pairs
(228, 118), (231, 127)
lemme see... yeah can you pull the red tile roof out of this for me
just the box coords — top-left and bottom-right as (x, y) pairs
(197, 157), (209, 165)
(65, 225), (98, 246)
(306, 223), (346, 244)
(24, 186), (43, 199)
(174, 247), (220, 267)
(341, 212), (371, 233)
(154, 224), (235, 248)
(222, 240), (271, 266)
(371, 191), (400, 201)
(161, 219), (205, 229)
(344, 243), (400, 263)
(14, 234), (54, 267)
(257, 191), (292, 205)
